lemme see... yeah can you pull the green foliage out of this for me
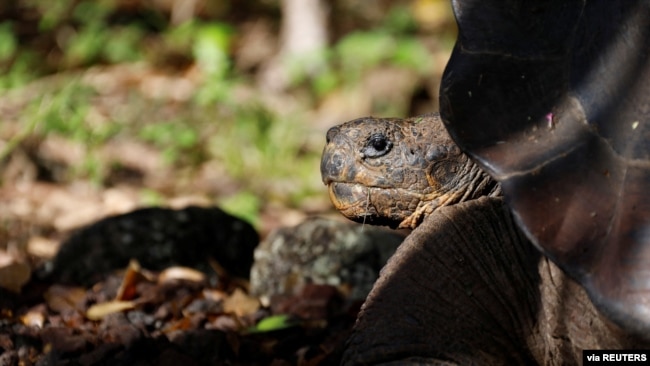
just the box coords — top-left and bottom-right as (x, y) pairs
(139, 189), (166, 206)
(193, 23), (233, 78)
(248, 314), (296, 333)
(310, 64), (339, 97)
(336, 31), (394, 78)
(383, 5), (419, 34)
(194, 78), (233, 106)
(157, 20), (237, 105)
(288, 6), (432, 99)
(335, 31), (431, 80)
(0, 55), (39, 90)
(64, 24), (110, 66)
(63, 1), (142, 66)
(28, 0), (77, 30)
(103, 26), (145, 63)
(208, 105), (280, 177)
(0, 111), (39, 164)
(220, 191), (262, 228)
(283, 48), (332, 93)
(1, 0), (447, 217)
(138, 121), (200, 165)
(0, 22), (17, 61)
(18, 81), (121, 183)
(161, 21), (198, 58)
(34, 82), (102, 141)
(71, 0), (114, 25)
(392, 38), (433, 74)
(192, 22), (237, 105)
(0, 22), (38, 90)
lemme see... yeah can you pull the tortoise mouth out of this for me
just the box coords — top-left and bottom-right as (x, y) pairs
(327, 182), (369, 216)
(327, 182), (418, 228)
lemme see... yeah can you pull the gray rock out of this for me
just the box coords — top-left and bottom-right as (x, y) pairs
(250, 217), (405, 302)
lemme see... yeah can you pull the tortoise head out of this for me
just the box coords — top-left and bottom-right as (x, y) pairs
(320, 114), (497, 229)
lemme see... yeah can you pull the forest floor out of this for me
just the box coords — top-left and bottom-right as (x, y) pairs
(0, 3), (454, 363)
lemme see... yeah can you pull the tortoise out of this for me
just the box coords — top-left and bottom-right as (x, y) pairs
(320, 1), (650, 363)
(322, 115), (649, 364)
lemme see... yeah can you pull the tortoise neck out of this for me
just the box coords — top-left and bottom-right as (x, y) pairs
(398, 160), (501, 229)
(458, 160), (501, 202)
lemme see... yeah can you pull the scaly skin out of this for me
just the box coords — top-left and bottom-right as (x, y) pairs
(320, 113), (500, 229)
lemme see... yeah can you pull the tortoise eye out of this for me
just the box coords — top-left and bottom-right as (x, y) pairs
(362, 133), (393, 158)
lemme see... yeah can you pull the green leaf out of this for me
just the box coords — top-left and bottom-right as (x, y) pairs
(219, 191), (260, 229)
(140, 189), (165, 206)
(336, 31), (395, 77)
(392, 38), (432, 74)
(0, 22), (17, 61)
(312, 68), (339, 97)
(193, 23), (233, 77)
(103, 26), (144, 63)
(249, 315), (296, 333)
(383, 5), (418, 34)
(36, 0), (75, 30)
(72, 1), (114, 25)
(65, 24), (108, 65)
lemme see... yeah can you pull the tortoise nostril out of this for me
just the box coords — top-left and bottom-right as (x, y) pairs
(326, 126), (339, 144)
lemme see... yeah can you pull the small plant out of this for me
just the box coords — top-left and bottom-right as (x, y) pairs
(18, 80), (121, 183)
(138, 121), (201, 166)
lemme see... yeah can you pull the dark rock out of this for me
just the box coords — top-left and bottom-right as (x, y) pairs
(40, 326), (89, 355)
(250, 217), (405, 302)
(43, 206), (259, 286)
(99, 313), (143, 347)
(77, 342), (123, 366)
(272, 284), (343, 320)
(169, 329), (233, 364)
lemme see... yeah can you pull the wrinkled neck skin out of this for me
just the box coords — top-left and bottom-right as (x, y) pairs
(403, 155), (500, 228)
(320, 113), (500, 229)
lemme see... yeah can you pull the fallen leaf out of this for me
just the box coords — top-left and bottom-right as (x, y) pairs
(202, 288), (228, 303)
(21, 306), (46, 328)
(182, 297), (223, 316)
(206, 314), (241, 332)
(116, 260), (145, 301)
(158, 266), (206, 284)
(161, 315), (198, 333)
(0, 258), (31, 293)
(86, 301), (136, 321)
(27, 236), (60, 259)
(222, 288), (260, 317)
(43, 285), (87, 313)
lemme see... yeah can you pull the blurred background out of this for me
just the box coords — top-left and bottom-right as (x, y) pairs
(0, 0), (457, 253)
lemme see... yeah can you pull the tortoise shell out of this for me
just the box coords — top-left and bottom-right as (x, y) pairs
(440, 0), (650, 335)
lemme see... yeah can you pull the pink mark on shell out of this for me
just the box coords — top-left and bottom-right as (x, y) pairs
(546, 112), (554, 128)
